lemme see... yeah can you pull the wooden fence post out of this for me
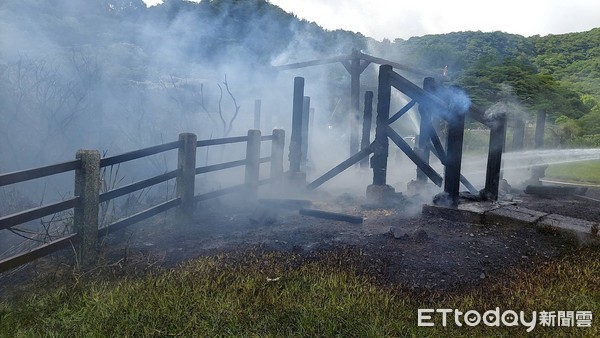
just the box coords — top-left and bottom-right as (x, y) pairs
(417, 77), (435, 182)
(360, 91), (374, 168)
(73, 149), (100, 266)
(289, 77), (304, 173)
(444, 111), (466, 206)
(176, 133), (197, 222)
(366, 65), (394, 204)
(301, 96), (311, 171)
(372, 65), (391, 186)
(270, 129), (285, 194)
(245, 129), (261, 198)
(482, 114), (507, 201)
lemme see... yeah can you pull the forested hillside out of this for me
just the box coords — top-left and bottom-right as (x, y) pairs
(1, 0), (599, 168)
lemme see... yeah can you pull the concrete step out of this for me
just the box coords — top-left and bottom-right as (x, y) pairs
(422, 202), (599, 239)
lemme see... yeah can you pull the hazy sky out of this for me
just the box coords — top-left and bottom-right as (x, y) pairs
(142, 0), (600, 40)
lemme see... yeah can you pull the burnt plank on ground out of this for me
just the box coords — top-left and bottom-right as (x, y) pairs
(258, 199), (312, 209)
(299, 208), (363, 224)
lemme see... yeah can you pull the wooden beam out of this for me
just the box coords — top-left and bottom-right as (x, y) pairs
(372, 65), (392, 186)
(359, 60), (371, 73)
(386, 125), (443, 186)
(356, 52), (431, 77)
(306, 147), (373, 190)
(387, 100), (416, 124)
(273, 54), (351, 71)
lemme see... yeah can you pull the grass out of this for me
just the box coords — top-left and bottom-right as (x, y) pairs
(546, 160), (600, 184)
(1, 247), (599, 337)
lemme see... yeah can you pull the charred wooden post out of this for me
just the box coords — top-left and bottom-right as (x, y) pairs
(535, 110), (546, 149)
(73, 149), (100, 266)
(270, 129), (285, 194)
(481, 114), (507, 201)
(254, 99), (261, 130)
(512, 117), (525, 151)
(416, 77), (435, 182)
(299, 208), (363, 224)
(176, 133), (197, 222)
(349, 51), (361, 156)
(245, 129), (261, 198)
(372, 65), (392, 186)
(443, 110), (466, 206)
(288, 77), (304, 173)
(360, 91), (374, 168)
(301, 96), (311, 171)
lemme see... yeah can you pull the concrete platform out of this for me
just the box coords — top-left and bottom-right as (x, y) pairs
(538, 214), (600, 237)
(486, 205), (547, 227)
(422, 202), (498, 224)
(423, 202), (600, 239)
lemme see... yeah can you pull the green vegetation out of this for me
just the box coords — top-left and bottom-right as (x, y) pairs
(1, 248), (599, 337)
(383, 29), (600, 146)
(546, 160), (600, 184)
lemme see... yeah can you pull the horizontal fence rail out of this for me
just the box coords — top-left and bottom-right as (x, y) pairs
(0, 234), (78, 274)
(98, 198), (181, 237)
(196, 136), (248, 147)
(0, 160), (81, 187)
(195, 159), (247, 174)
(99, 169), (181, 203)
(0, 198), (79, 231)
(194, 183), (247, 202)
(100, 140), (182, 167)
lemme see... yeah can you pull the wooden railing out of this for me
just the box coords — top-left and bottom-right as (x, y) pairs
(0, 129), (285, 273)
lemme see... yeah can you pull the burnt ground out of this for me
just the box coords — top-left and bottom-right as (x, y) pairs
(93, 189), (598, 291)
(1, 188), (599, 298)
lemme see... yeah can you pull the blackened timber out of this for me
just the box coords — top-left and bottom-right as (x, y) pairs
(359, 60), (371, 73)
(357, 53), (430, 77)
(197, 136), (248, 147)
(0, 234), (78, 274)
(372, 65), (392, 186)
(387, 100), (416, 124)
(483, 114), (507, 200)
(444, 112), (466, 206)
(0, 198), (79, 231)
(416, 77), (435, 182)
(306, 147), (373, 190)
(100, 141), (182, 167)
(289, 77), (305, 172)
(427, 129), (478, 195)
(466, 105), (488, 126)
(301, 96), (311, 170)
(194, 184), (246, 202)
(100, 169), (181, 203)
(350, 55), (361, 155)
(360, 91), (374, 168)
(259, 199), (312, 209)
(274, 55), (351, 71)
(196, 159), (247, 174)
(299, 208), (363, 224)
(0, 160), (81, 187)
(386, 125), (443, 186)
(388, 71), (448, 119)
(99, 198), (181, 236)
(273, 52), (430, 77)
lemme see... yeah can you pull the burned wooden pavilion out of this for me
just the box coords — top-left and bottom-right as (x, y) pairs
(276, 51), (509, 206)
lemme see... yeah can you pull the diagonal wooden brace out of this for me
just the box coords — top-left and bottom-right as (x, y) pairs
(385, 125), (443, 186)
